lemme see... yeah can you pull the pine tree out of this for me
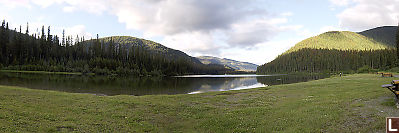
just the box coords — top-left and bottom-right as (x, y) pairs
(0, 20), (4, 63)
(26, 22), (29, 35)
(40, 26), (46, 59)
(397, 22), (399, 59)
(62, 29), (65, 47)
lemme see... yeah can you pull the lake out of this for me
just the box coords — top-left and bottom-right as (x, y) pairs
(0, 72), (330, 96)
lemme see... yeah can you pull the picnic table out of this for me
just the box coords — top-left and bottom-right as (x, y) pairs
(381, 72), (393, 77)
(382, 80), (399, 101)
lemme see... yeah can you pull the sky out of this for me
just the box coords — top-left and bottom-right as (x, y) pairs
(0, 0), (398, 65)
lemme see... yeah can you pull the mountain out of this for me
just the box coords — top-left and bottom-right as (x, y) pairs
(257, 27), (398, 74)
(98, 36), (202, 64)
(358, 26), (398, 47)
(196, 56), (258, 72)
(284, 31), (392, 54)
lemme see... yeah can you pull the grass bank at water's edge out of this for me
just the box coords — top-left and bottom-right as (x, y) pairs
(0, 74), (398, 132)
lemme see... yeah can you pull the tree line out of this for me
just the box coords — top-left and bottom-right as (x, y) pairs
(0, 20), (230, 76)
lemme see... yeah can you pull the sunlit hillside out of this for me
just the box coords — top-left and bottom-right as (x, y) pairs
(284, 31), (392, 54)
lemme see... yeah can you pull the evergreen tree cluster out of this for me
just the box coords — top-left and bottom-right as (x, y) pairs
(257, 48), (398, 74)
(396, 23), (399, 58)
(0, 20), (230, 76)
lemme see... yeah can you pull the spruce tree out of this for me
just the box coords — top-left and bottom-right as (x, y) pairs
(26, 22), (29, 35)
(397, 22), (399, 59)
(62, 29), (65, 47)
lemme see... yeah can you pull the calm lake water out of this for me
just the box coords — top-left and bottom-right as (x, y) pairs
(0, 72), (330, 96)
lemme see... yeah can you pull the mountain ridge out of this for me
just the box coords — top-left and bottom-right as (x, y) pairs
(358, 26), (398, 47)
(97, 36), (202, 64)
(196, 56), (258, 72)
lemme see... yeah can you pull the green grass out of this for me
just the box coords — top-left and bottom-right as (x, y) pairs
(0, 74), (398, 132)
(285, 31), (393, 54)
(0, 70), (83, 75)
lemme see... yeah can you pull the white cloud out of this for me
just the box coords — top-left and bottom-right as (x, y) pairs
(111, 0), (256, 36)
(221, 38), (302, 65)
(0, 0), (31, 9)
(62, 25), (92, 40)
(31, 0), (60, 8)
(335, 0), (399, 31)
(0, 0), (108, 14)
(162, 31), (224, 55)
(226, 18), (302, 47)
(62, 6), (76, 12)
(61, 0), (108, 15)
(329, 0), (351, 6)
(18, 21), (92, 42)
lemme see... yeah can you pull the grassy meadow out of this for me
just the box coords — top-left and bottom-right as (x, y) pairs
(0, 74), (398, 132)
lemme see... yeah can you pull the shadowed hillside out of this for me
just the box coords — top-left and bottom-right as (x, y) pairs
(358, 26), (398, 47)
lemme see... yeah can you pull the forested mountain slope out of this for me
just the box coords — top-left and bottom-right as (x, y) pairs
(196, 56), (258, 72)
(284, 31), (392, 54)
(257, 27), (399, 74)
(98, 36), (202, 64)
(358, 26), (398, 47)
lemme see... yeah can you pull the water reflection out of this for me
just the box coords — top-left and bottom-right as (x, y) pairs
(256, 74), (330, 85)
(185, 77), (266, 94)
(0, 72), (330, 96)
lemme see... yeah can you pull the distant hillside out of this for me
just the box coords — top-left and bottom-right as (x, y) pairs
(358, 26), (398, 47)
(196, 56), (258, 72)
(98, 36), (202, 64)
(284, 31), (392, 54)
(257, 27), (399, 74)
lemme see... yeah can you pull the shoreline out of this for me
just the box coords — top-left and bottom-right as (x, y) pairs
(0, 70), (84, 75)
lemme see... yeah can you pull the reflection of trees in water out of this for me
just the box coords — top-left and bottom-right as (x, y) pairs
(0, 73), (330, 96)
(182, 77), (258, 93)
(256, 74), (330, 86)
(0, 73), (257, 96)
(0, 72), (193, 96)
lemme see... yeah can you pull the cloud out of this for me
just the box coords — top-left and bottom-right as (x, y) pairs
(101, 0), (299, 50)
(221, 38), (303, 65)
(162, 31), (224, 55)
(226, 18), (301, 47)
(22, 21), (92, 41)
(62, 6), (76, 12)
(0, 0), (31, 9)
(335, 0), (399, 31)
(111, 0), (258, 35)
(60, 0), (108, 15)
(329, 0), (351, 6)
(62, 25), (92, 39)
(0, 0), (108, 14)
(31, 0), (61, 8)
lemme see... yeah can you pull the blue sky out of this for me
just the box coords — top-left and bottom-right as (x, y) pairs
(0, 0), (398, 65)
